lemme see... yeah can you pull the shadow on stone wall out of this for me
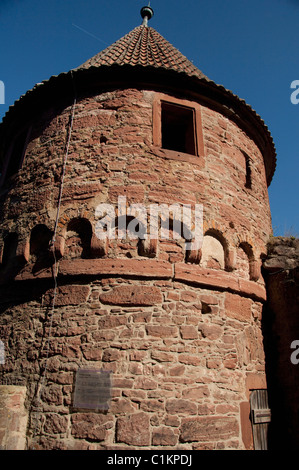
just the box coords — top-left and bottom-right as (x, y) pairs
(262, 237), (299, 450)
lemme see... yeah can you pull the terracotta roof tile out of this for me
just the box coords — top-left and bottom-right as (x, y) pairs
(75, 25), (208, 80)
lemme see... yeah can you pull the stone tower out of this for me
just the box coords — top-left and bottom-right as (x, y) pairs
(0, 7), (276, 450)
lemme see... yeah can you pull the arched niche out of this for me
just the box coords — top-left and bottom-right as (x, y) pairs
(30, 224), (53, 263)
(159, 217), (190, 263)
(64, 218), (92, 259)
(200, 229), (231, 270)
(235, 241), (259, 281)
(107, 214), (148, 259)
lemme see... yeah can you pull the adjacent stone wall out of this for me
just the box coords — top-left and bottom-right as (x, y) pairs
(263, 237), (299, 449)
(0, 385), (28, 450)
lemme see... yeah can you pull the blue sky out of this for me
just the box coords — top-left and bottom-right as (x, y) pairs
(0, 0), (298, 236)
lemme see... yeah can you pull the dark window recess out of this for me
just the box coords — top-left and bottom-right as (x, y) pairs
(245, 155), (252, 189)
(241, 150), (252, 189)
(161, 102), (197, 155)
(2, 233), (18, 266)
(5, 129), (29, 180)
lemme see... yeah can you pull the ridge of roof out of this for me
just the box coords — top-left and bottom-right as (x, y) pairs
(74, 25), (209, 81)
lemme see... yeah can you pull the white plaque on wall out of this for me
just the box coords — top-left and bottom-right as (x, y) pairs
(73, 369), (112, 410)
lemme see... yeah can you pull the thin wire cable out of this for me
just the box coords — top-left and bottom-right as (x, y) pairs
(31, 78), (77, 446)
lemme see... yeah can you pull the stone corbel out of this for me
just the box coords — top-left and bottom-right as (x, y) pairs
(225, 249), (236, 272)
(138, 238), (157, 258)
(185, 248), (202, 264)
(249, 259), (260, 282)
(90, 234), (108, 258)
(16, 240), (30, 264)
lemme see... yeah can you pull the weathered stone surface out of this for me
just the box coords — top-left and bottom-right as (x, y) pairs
(166, 399), (197, 415)
(0, 83), (273, 451)
(180, 416), (239, 442)
(116, 412), (150, 446)
(44, 285), (90, 306)
(0, 386), (28, 450)
(225, 292), (252, 322)
(100, 285), (162, 306)
(152, 426), (178, 446)
(71, 413), (113, 441)
(43, 414), (68, 435)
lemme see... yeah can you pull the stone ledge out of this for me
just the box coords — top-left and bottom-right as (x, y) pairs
(174, 263), (266, 301)
(10, 258), (266, 301)
(14, 258), (173, 282)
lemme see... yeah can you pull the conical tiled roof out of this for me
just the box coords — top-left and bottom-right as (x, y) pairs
(0, 14), (277, 185)
(75, 25), (209, 81)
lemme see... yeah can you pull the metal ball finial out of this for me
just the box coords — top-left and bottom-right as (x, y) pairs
(140, 5), (154, 26)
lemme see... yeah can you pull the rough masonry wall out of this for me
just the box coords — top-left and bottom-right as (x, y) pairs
(263, 237), (299, 449)
(0, 275), (265, 450)
(0, 86), (272, 449)
(0, 88), (271, 263)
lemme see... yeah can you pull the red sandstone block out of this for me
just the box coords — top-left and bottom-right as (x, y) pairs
(58, 259), (173, 280)
(116, 412), (150, 446)
(112, 378), (134, 389)
(174, 263), (239, 291)
(180, 325), (198, 340)
(198, 324), (223, 340)
(225, 292), (252, 322)
(100, 285), (162, 306)
(102, 348), (121, 362)
(167, 291), (180, 301)
(110, 398), (138, 414)
(43, 414), (68, 435)
(169, 365), (185, 376)
(43, 285), (90, 306)
(166, 399), (197, 415)
(223, 353), (238, 369)
(146, 325), (178, 338)
(180, 290), (198, 302)
(199, 294), (219, 305)
(206, 358), (221, 369)
(151, 350), (176, 362)
(81, 345), (102, 361)
(164, 415), (180, 427)
(128, 362), (143, 375)
(140, 399), (164, 413)
(134, 377), (158, 390)
(71, 413), (113, 441)
(180, 416), (239, 442)
(129, 350), (147, 361)
(152, 427), (178, 446)
(182, 386), (209, 400)
(178, 353), (202, 366)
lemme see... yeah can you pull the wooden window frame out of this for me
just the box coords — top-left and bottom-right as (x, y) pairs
(152, 93), (205, 167)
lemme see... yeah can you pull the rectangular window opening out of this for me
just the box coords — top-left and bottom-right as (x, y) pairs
(161, 101), (197, 156)
(5, 129), (29, 181)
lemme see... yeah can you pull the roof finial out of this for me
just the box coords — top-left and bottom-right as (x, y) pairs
(140, 4), (154, 26)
